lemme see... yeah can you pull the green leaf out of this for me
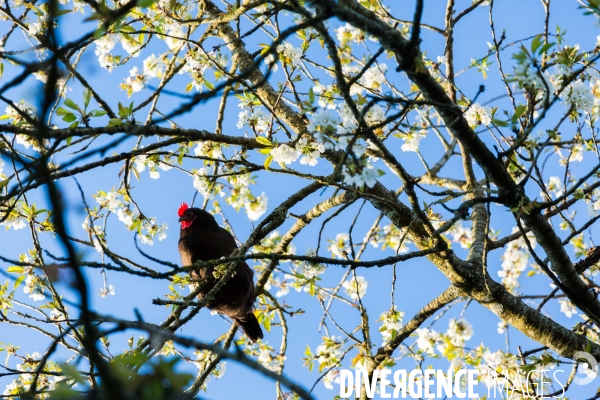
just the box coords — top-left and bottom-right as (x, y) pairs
(531, 34), (543, 54)
(492, 118), (509, 127)
(0, 177), (11, 191)
(255, 136), (273, 146)
(304, 344), (312, 357)
(83, 88), (91, 108)
(13, 275), (25, 290)
(55, 107), (71, 116)
(7, 266), (24, 273)
(107, 118), (123, 127)
(53, 8), (72, 17)
(59, 363), (87, 384)
(264, 155), (273, 170)
(539, 42), (555, 55)
(132, 167), (140, 181)
(89, 109), (107, 117)
(66, 137), (73, 146)
(63, 98), (79, 111)
(202, 78), (214, 91)
(514, 104), (527, 119)
(62, 113), (77, 122)
(69, 121), (80, 128)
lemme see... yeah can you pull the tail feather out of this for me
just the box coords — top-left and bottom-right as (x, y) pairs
(235, 312), (263, 342)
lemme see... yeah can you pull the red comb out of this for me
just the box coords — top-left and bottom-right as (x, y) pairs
(178, 202), (189, 217)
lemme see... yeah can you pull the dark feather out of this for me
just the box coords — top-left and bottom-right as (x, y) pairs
(178, 208), (263, 342)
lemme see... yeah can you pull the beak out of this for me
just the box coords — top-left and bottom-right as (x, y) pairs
(179, 215), (196, 223)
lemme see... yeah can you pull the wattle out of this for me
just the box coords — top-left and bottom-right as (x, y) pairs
(180, 220), (193, 229)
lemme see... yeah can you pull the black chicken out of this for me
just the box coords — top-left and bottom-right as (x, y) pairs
(177, 202), (263, 342)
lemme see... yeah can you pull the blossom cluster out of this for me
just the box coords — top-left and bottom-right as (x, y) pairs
(237, 107), (270, 134)
(24, 274), (45, 301)
(4, 100), (37, 126)
(270, 137), (325, 167)
(92, 189), (168, 245)
(498, 227), (536, 292)
(367, 223), (412, 252)
(0, 202), (27, 230)
(314, 336), (343, 370)
(223, 173), (268, 221)
(379, 306), (405, 344)
(134, 152), (174, 179)
(342, 276), (368, 301)
(257, 345), (284, 372)
(415, 318), (473, 358)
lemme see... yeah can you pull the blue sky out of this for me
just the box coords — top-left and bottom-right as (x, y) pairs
(2, 0), (600, 398)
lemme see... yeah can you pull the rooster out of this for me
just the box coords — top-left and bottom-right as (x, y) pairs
(177, 202), (263, 342)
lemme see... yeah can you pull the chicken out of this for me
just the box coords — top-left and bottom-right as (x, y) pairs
(177, 202), (263, 342)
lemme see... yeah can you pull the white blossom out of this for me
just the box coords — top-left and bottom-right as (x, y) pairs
(364, 104), (386, 125)
(276, 42), (302, 67)
(416, 328), (440, 356)
(557, 143), (584, 165)
(401, 132), (426, 152)
(270, 144), (300, 165)
(163, 23), (184, 50)
(379, 306), (405, 344)
(341, 165), (379, 189)
(328, 233), (350, 259)
(237, 108), (270, 133)
(301, 248), (326, 278)
(149, 169), (160, 179)
(315, 336), (343, 365)
(3, 379), (20, 396)
(5, 100), (37, 124)
(544, 176), (564, 198)
(498, 227), (536, 291)
(450, 222), (473, 249)
(28, 21), (43, 36)
(116, 209), (133, 227)
(24, 275), (45, 301)
(464, 103), (492, 127)
(497, 321), (508, 334)
(140, 235), (154, 246)
(94, 34), (116, 70)
(360, 64), (387, 91)
(143, 54), (166, 79)
(336, 23), (363, 45)
(122, 66), (145, 94)
(119, 34), (142, 56)
(193, 172), (215, 199)
(0, 206), (27, 230)
(99, 285), (115, 298)
(322, 369), (340, 390)
(342, 276), (367, 300)
(559, 298), (577, 318)
(264, 54), (278, 72)
(560, 80), (594, 113)
(257, 348), (280, 371)
(308, 108), (341, 135)
(245, 193), (268, 221)
(446, 318), (473, 344)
